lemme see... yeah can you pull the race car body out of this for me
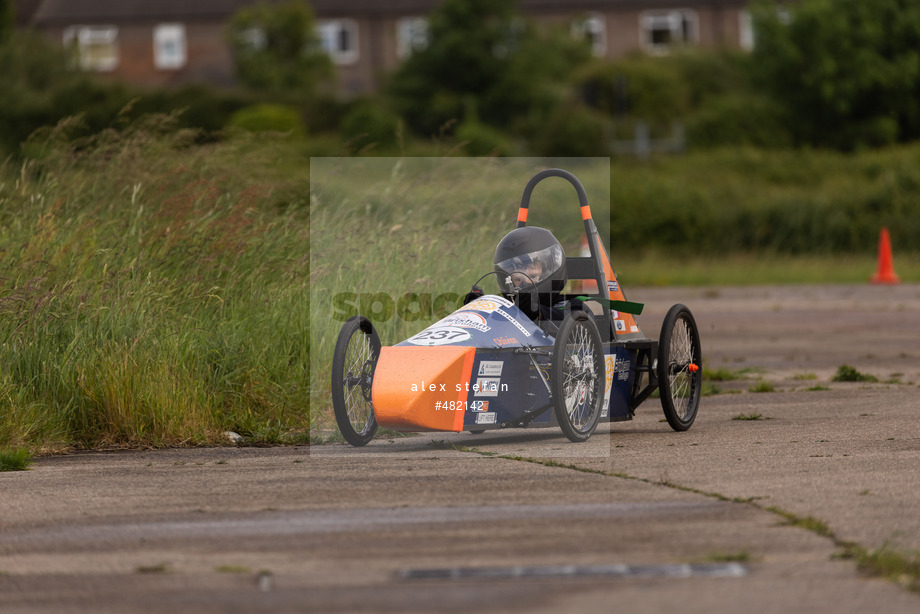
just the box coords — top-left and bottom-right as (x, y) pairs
(371, 295), (639, 433)
(331, 168), (702, 446)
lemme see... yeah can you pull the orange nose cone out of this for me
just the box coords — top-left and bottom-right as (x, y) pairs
(371, 345), (476, 432)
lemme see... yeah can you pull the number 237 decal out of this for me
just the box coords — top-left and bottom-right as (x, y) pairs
(406, 326), (472, 346)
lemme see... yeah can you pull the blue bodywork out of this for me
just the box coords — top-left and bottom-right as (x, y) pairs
(396, 295), (636, 430)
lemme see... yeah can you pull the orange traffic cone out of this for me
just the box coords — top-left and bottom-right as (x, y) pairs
(870, 227), (900, 284)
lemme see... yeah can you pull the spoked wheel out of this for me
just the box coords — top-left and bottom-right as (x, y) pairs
(331, 315), (380, 447)
(551, 311), (605, 443)
(657, 304), (702, 431)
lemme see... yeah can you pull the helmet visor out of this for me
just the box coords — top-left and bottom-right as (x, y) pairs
(496, 244), (564, 293)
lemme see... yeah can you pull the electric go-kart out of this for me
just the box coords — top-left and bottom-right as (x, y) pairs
(331, 168), (702, 446)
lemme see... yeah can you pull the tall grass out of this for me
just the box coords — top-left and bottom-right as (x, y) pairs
(3, 114), (919, 450)
(0, 116), (311, 450)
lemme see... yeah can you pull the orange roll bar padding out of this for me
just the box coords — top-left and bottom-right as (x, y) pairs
(580, 205), (592, 221)
(371, 345), (476, 432)
(517, 208), (529, 224)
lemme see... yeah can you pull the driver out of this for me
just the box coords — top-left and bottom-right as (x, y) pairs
(491, 226), (579, 321)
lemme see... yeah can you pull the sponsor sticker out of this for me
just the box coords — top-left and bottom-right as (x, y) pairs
(459, 296), (512, 314)
(470, 400), (489, 412)
(616, 357), (630, 381)
(405, 326), (472, 346)
(496, 309), (531, 337)
(603, 355), (615, 419)
(604, 355), (616, 398)
(493, 336), (519, 346)
(614, 320), (626, 332)
(477, 361), (504, 377)
(607, 280), (619, 293)
(475, 412), (497, 425)
(435, 311), (490, 332)
(474, 377), (502, 397)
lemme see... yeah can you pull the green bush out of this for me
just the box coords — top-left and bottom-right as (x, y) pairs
(529, 102), (610, 157)
(229, 103), (305, 136)
(339, 101), (401, 151)
(455, 119), (514, 156)
(302, 95), (350, 135)
(132, 85), (252, 134)
(751, 0), (920, 150)
(577, 55), (690, 123)
(609, 144), (920, 255)
(386, 0), (589, 139)
(225, 0), (331, 97)
(686, 94), (792, 149)
(0, 448), (32, 471)
(577, 50), (784, 150)
(49, 79), (135, 135)
(0, 31), (257, 158)
(0, 30), (81, 156)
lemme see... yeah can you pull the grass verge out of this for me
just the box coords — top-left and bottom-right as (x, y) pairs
(3, 115), (919, 450)
(0, 448), (32, 471)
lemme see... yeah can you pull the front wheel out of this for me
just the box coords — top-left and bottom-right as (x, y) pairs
(551, 311), (605, 443)
(657, 304), (702, 431)
(331, 315), (380, 447)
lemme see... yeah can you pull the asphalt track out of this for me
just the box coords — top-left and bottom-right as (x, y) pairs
(1, 284), (919, 613)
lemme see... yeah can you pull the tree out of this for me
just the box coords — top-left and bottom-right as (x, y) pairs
(226, 0), (332, 97)
(1, 0), (14, 43)
(386, 0), (590, 137)
(751, 0), (920, 149)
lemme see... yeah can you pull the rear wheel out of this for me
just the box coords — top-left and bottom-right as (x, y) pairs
(552, 311), (605, 442)
(331, 316), (380, 446)
(657, 304), (702, 431)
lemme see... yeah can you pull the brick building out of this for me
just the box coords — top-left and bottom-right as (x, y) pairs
(23, 0), (757, 94)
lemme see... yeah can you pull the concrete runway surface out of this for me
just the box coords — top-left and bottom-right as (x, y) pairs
(1, 284), (918, 613)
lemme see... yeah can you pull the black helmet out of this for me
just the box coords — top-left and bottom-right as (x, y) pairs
(494, 226), (567, 297)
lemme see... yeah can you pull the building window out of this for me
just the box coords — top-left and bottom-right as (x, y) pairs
(154, 24), (186, 69)
(63, 25), (119, 71)
(396, 17), (428, 59)
(640, 10), (698, 54)
(240, 26), (267, 52)
(739, 10), (754, 51)
(318, 19), (359, 65)
(572, 13), (606, 57)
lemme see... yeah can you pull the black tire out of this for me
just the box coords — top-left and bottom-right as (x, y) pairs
(551, 311), (605, 442)
(331, 315), (380, 447)
(467, 429), (486, 434)
(657, 304), (702, 431)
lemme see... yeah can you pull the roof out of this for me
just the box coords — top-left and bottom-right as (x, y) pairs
(33, 0), (269, 24)
(32, 0), (752, 25)
(13, 0), (43, 25)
